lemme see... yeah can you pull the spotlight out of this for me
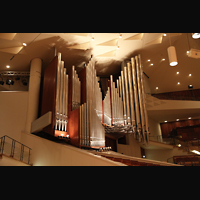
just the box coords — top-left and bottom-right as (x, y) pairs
(6, 79), (14, 85)
(21, 79), (28, 86)
(188, 84), (193, 89)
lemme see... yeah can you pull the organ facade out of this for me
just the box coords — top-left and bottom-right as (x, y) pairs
(41, 52), (150, 149)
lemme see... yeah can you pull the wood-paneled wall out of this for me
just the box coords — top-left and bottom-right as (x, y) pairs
(41, 56), (58, 136)
(161, 119), (200, 138)
(152, 89), (200, 101)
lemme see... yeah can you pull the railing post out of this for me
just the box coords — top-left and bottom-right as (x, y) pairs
(0, 136), (5, 154)
(20, 144), (24, 162)
(10, 140), (15, 158)
(28, 148), (31, 164)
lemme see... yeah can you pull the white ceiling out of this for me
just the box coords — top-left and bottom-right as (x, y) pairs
(1, 33), (199, 94)
(1, 33), (200, 123)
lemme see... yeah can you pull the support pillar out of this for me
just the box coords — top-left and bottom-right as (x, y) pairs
(24, 58), (42, 133)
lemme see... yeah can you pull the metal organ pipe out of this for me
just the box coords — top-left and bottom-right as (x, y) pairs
(121, 70), (127, 124)
(124, 67), (131, 124)
(127, 62), (136, 128)
(138, 55), (149, 144)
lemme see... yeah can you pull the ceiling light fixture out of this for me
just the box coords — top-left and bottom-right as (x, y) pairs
(189, 74), (192, 76)
(188, 117), (191, 119)
(176, 72), (179, 74)
(163, 33), (167, 36)
(6, 65), (10, 69)
(192, 33), (200, 39)
(6, 78), (14, 85)
(177, 82), (180, 85)
(176, 119), (179, 121)
(147, 59), (150, 62)
(22, 43), (27, 46)
(150, 63), (153, 66)
(164, 120), (167, 123)
(167, 34), (178, 67)
(188, 84), (193, 89)
(167, 46), (178, 66)
(162, 58), (165, 61)
(156, 87), (158, 90)
(119, 33), (122, 38)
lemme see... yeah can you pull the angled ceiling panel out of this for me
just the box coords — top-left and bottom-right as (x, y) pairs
(124, 33), (144, 40)
(66, 42), (91, 50)
(0, 46), (23, 54)
(145, 36), (163, 45)
(97, 38), (118, 46)
(0, 33), (17, 40)
(96, 49), (116, 57)
(64, 33), (89, 37)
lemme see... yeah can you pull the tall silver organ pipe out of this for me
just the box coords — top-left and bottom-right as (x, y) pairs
(103, 87), (111, 125)
(138, 55), (149, 144)
(55, 52), (69, 132)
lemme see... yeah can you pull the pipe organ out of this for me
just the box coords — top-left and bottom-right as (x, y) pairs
(41, 52), (149, 148)
(103, 55), (150, 145)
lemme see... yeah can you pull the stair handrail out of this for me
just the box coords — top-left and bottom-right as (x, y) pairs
(0, 135), (32, 165)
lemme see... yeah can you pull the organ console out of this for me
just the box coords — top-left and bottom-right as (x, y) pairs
(41, 52), (150, 148)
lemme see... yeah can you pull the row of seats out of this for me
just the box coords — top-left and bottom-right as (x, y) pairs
(101, 155), (161, 166)
(174, 155), (200, 166)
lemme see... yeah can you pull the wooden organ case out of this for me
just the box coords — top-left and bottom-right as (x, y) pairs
(41, 53), (105, 148)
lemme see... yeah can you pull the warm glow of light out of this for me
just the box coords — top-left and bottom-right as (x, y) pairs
(6, 65), (10, 68)
(192, 150), (200, 155)
(170, 61), (178, 66)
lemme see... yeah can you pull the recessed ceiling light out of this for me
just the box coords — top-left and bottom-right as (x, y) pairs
(162, 58), (165, 61)
(176, 72), (179, 74)
(150, 63), (153, 66)
(156, 87), (158, 90)
(147, 59), (150, 62)
(176, 119), (179, 121)
(164, 121), (167, 123)
(187, 51), (189, 54)
(22, 43), (27, 46)
(6, 65), (10, 68)
(177, 82), (180, 85)
(188, 84), (193, 89)
(189, 74), (192, 76)
(163, 33), (167, 36)
(188, 117), (191, 119)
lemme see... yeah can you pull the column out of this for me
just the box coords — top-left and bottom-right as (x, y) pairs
(24, 58), (42, 133)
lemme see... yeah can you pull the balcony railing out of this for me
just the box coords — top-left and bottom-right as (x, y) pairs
(0, 135), (32, 165)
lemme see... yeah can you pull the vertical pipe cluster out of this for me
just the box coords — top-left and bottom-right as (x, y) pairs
(72, 65), (81, 111)
(79, 57), (105, 147)
(55, 52), (69, 132)
(109, 75), (124, 126)
(104, 55), (149, 145)
(103, 87), (111, 125)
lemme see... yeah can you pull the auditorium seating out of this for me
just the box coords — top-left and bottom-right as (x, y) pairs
(90, 151), (180, 166)
(173, 155), (200, 166)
